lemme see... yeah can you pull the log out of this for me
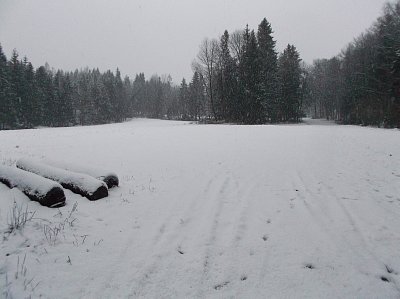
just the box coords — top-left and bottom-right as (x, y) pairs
(43, 159), (119, 188)
(0, 165), (66, 207)
(16, 158), (108, 201)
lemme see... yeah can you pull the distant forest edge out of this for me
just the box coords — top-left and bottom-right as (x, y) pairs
(0, 1), (399, 130)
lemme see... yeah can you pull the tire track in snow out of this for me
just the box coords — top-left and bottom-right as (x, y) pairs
(129, 172), (232, 297)
(81, 171), (222, 298)
(198, 176), (231, 295)
(294, 171), (372, 258)
(319, 178), (400, 293)
(294, 170), (400, 294)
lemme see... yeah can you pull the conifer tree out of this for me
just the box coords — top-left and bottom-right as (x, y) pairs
(188, 71), (205, 120)
(216, 30), (238, 121)
(179, 78), (189, 119)
(23, 61), (37, 126)
(8, 49), (25, 127)
(240, 27), (262, 124)
(257, 18), (278, 122)
(278, 44), (302, 122)
(0, 44), (11, 129)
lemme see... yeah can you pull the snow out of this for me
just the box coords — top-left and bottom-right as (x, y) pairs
(1, 118), (400, 298)
(16, 158), (108, 199)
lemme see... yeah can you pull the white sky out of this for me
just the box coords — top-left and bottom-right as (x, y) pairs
(0, 0), (389, 83)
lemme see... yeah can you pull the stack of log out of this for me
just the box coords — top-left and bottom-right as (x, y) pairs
(0, 159), (119, 208)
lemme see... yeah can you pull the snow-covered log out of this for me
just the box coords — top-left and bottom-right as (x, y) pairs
(43, 159), (119, 188)
(16, 158), (108, 201)
(0, 165), (66, 207)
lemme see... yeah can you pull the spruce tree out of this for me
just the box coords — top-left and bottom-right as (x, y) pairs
(188, 71), (205, 120)
(257, 18), (278, 122)
(278, 44), (302, 122)
(23, 61), (37, 127)
(216, 30), (237, 121)
(8, 49), (25, 127)
(0, 44), (12, 129)
(114, 68), (124, 122)
(240, 27), (262, 124)
(179, 78), (189, 119)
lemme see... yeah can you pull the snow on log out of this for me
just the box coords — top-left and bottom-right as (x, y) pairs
(0, 165), (66, 207)
(16, 158), (108, 201)
(43, 159), (119, 188)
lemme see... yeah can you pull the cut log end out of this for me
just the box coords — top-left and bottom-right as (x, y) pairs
(103, 175), (119, 189)
(24, 186), (66, 208)
(44, 186), (66, 208)
(87, 185), (109, 201)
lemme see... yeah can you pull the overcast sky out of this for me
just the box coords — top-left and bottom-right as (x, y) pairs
(0, 0), (389, 83)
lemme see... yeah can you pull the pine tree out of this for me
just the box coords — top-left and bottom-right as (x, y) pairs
(114, 68), (125, 122)
(8, 49), (26, 127)
(188, 71), (205, 120)
(0, 44), (12, 129)
(59, 73), (74, 126)
(23, 61), (37, 127)
(257, 18), (278, 122)
(240, 27), (262, 124)
(132, 73), (146, 116)
(216, 30), (237, 121)
(278, 44), (302, 122)
(179, 78), (189, 119)
(123, 75), (132, 119)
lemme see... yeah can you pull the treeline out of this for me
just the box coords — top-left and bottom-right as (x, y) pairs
(306, 0), (400, 127)
(2, 2), (399, 130)
(0, 45), (179, 129)
(0, 17), (304, 129)
(181, 18), (304, 124)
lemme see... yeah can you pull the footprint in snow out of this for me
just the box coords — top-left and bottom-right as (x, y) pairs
(304, 263), (315, 269)
(381, 276), (390, 282)
(214, 281), (230, 290)
(342, 197), (359, 201)
(262, 235), (268, 241)
(385, 265), (397, 275)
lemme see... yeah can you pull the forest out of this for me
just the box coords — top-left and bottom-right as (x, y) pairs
(0, 0), (399, 129)
(306, 1), (400, 127)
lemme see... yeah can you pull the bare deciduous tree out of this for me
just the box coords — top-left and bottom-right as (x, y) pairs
(193, 38), (219, 119)
(229, 30), (244, 64)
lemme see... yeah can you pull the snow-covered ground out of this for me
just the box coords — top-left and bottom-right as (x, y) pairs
(1, 119), (400, 298)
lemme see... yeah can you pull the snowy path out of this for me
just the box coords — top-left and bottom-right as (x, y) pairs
(1, 119), (400, 298)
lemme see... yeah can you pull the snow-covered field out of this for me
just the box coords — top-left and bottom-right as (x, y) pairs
(1, 119), (400, 298)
